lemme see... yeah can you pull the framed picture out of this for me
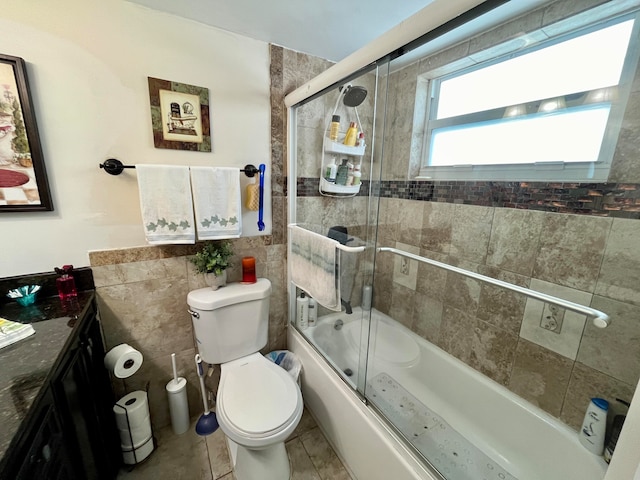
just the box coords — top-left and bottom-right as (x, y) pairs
(147, 77), (211, 152)
(0, 54), (52, 212)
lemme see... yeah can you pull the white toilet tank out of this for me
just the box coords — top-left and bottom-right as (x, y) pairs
(187, 278), (272, 364)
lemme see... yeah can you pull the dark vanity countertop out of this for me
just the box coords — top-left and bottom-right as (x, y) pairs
(0, 290), (95, 463)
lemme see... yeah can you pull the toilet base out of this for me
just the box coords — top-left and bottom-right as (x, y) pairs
(227, 437), (291, 480)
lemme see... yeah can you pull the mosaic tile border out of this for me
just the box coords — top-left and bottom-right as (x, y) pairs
(296, 178), (640, 219)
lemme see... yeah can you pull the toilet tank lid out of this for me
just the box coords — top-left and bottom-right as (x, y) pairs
(188, 278), (272, 310)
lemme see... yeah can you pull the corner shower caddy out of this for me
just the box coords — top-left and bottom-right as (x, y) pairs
(319, 84), (367, 197)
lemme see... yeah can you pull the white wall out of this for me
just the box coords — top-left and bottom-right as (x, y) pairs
(0, 0), (271, 277)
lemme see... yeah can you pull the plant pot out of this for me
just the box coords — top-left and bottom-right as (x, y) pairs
(204, 270), (227, 290)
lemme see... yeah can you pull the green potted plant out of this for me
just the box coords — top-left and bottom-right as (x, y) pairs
(189, 241), (233, 290)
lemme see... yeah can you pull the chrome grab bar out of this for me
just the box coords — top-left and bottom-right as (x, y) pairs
(377, 247), (610, 328)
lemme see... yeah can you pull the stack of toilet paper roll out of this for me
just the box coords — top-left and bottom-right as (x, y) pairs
(104, 344), (153, 464)
(114, 390), (154, 465)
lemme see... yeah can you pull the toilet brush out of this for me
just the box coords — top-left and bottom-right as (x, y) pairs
(194, 354), (219, 436)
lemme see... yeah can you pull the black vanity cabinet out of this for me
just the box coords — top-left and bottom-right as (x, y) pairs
(51, 301), (121, 480)
(12, 390), (75, 480)
(0, 294), (121, 480)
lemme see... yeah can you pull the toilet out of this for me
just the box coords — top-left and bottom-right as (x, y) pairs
(187, 278), (303, 480)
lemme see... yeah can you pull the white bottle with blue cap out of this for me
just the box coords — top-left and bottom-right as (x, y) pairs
(579, 397), (608, 455)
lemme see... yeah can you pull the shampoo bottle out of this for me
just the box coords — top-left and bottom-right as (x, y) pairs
(308, 297), (317, 327)
(336, 159), (349, 185)
(296, 292), (309, 330)
(329, 115), (340, 141)
(579, 397), (608, 455)
(343, 122), (358, 146)
(324, 157), (338, 183)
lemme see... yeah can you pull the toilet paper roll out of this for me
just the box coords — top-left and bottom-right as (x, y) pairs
(114, 391), (150, 428)
(104, 344), (143, 378)
(118, 421), (152, 449)
(122, 436), (154, 465)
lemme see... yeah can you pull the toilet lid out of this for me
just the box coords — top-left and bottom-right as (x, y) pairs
(221, 360), (299, 435)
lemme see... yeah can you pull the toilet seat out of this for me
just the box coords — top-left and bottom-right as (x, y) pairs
(217, 353), (303, 445)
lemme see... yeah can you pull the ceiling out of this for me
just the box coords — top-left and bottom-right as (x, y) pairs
(126, 0), (435, 62)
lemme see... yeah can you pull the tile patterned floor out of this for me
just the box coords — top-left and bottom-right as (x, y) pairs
(117, 409), (353, 480)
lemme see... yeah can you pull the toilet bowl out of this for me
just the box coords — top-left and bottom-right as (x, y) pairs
(217, 353), (303, 480)
(187, 279), (303, 480)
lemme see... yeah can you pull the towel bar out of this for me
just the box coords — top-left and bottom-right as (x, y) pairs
(99, 158), (260, 178)
(377, 246), (610, 328)
(336, 243), (365, 253)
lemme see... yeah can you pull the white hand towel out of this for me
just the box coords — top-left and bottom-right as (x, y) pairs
(289, 224), (341, 311)
(136, 165), (195, 244)
(190, 167), (242, 240)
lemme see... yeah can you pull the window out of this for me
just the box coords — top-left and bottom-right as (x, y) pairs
(419, 10), (640, 182)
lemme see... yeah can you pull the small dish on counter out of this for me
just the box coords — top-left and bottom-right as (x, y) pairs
(6, 285), (41, 307)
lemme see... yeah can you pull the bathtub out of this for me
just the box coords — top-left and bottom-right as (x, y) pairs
(289, 306), (608, 480)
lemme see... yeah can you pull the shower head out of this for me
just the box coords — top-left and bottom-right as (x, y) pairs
(342, 85), (367, 107)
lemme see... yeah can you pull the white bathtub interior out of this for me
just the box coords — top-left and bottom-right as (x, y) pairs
(298, 307), (607, 480)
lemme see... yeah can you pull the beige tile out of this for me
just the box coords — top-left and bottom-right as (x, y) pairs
(420, 202), (453, 254)
(508, 339), (573, 417)
(396, 200), (424, 246)
(392, 242), (420, 290)
(450, 204), (494, 263)
(437, 305), (476, 364)
(92, 257), (188, 288)
(390, 282), (417, 330)
(609, 91), (640, 183)
(486, 208), (544, 276)
(411, 292), (444, 344)
(577, 295), (640, 385)
(533, 213), (612, 292)
(519, 279), (592, 360)
(300, 427), (352, 480)
(442, 259), (482, 316)
(117, 419), (213, 480)
(97, 277), (193, 356)
(595, 218), (640, 307)
(205, 428), (233, 479)
(476, 266), (529, 335)
(415, 249), (448, 300)
(469, 320), (518, 386)
(561, 362), (636, 431)
(286, 437), (322, 480)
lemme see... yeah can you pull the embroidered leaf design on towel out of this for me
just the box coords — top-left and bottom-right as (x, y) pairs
(147, 218), (191, 232)
(201, 215), (237, 229)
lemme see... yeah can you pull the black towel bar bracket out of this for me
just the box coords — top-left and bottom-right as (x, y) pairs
(99, 158), (260, 178)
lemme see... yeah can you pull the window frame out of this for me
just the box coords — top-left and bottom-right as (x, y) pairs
(418, 9), (640, 182)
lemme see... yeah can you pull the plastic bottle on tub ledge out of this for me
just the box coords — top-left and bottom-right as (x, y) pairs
(296, 291), (309, 330)
(308, 297), (317, 327)
(579, 397), (608, 455)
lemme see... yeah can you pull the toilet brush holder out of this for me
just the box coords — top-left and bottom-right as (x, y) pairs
(166, 377), (189, 435)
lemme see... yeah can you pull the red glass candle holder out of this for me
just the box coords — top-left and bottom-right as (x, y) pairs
(242, 256), (257, 284)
